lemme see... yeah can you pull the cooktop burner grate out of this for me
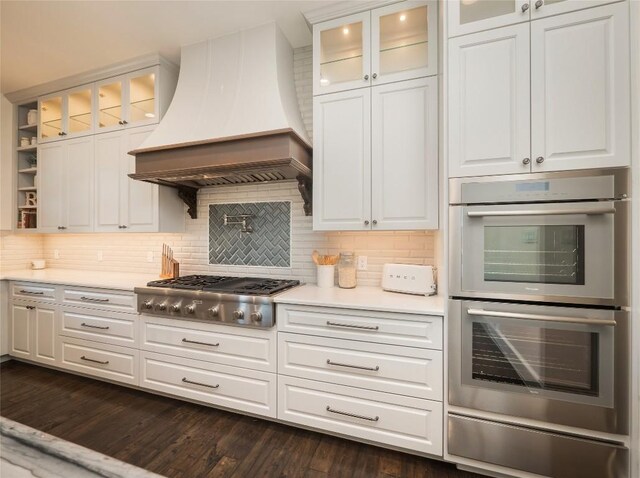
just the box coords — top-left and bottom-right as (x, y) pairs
(146, 275), (300, 296)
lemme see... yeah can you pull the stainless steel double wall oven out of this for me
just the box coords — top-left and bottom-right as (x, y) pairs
(448, 169), (630, 478)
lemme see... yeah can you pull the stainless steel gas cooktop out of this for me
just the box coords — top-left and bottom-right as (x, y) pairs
(135, 275), (301, 328)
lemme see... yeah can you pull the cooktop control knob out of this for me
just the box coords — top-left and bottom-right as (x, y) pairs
(186, 303), (197, 315)
(170, 303), (181, 313)
(208, 306), (219, 318)
(250, 311), (263, 323)
(157, 302), (168, 311)
(142, 300), (153, 310)
(233, 309), (245, 321)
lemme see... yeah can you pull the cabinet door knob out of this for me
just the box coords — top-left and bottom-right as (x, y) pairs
(122, 120), (128, 125)
(364, 220), (370, 226)
(118, 120), (123, 125)
(372, 73), (378, 79)
(521, 3), (530, 12)
(536, 156), (545, 164)
(372, 220), (378, 225)
(535, 0), (543, 8)
(364, 74), (369, 81)
(522, 157), (531, 165)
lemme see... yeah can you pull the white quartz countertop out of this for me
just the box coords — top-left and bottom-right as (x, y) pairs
(0, 269), (159, 292)
(275, 284), (444, 316)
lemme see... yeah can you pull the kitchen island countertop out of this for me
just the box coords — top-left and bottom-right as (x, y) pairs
(275, 284), (444, 316)
(0, 269), (158, 292)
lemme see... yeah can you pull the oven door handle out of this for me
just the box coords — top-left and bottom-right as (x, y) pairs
(467, 308), (616, 326)
(467, 206), (616, 217)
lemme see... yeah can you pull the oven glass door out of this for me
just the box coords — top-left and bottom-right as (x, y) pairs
(460, 201), (615, 302)
(461, 306), (614, 407)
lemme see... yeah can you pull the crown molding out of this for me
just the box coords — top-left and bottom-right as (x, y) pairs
(6, 53), (178, 105)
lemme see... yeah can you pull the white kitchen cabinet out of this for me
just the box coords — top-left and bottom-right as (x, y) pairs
(95, 66), (166, 133)
(448, 0), (530, 38)
(39, 84), (94, 143)
(448, 2), (629, 177)
(314, 78), (438, 231)
(529, 0), (623, 20)
(10, 301), (57, 365)
(530, 1), (630, 172)
(313, 89), (371, 230)
(448, 24), (531, 178)
(371, 77), (438, 230)
(313, 2), (437, 95)
(39, 136), (94, 232)
(95, 125), (184, 232)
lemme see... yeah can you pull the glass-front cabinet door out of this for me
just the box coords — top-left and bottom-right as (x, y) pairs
(128, 68), (157, 126)
(96, 78), (125, 132)
(371, 1), (437, 84)
(39, 94), (64, 142)
(448, 0), (531, 37)
(313, 12), (371, 95)
(66, 86), (93, 136)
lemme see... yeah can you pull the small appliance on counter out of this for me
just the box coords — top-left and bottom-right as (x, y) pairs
(382, 264), (437, 296)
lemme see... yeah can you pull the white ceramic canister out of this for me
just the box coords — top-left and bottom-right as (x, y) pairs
(316, 265), (335, 288)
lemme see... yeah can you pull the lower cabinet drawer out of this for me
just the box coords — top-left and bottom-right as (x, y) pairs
(60, 307), (137, 347)
(12, 282), (57, 302)
(140, 316), (276, 372)
(60, 337), (138, 385)
(278, 332), (442, 400)
(140, 351), (276, 418)
(62, 287), (135, 313)
(278, 375), (442, 456)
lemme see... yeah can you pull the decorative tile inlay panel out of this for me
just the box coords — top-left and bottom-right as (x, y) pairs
(209, 202), (291, 267)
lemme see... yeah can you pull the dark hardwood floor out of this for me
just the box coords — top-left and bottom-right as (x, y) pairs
(1, 361), (482, 478)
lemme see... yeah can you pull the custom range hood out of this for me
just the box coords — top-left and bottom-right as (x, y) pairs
(129, 23), (312, 218)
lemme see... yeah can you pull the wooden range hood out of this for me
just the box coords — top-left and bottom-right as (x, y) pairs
(129, 128), (312, 219)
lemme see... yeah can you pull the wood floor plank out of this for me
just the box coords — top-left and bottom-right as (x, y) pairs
(1, 361), (483, 478)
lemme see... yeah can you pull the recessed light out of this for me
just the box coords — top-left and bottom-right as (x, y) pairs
(145, 112), (155, 118)
(343, 27), (349, 35)
(320, 78), (330, 86)
(400, 14), (407, 21)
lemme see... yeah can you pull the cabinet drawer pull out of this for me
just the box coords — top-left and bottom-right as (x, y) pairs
(326, 321), (379, 331)
(326, 406), (379, 422)
(81, 322), (110, 330)
(182, 377), (219, 389)
(80, 355), (109, 365)
(80, 296), (110, 303)
(26, 306), (35, 310)
(19, 290), (44, 295)
(326, 359), (379, 372)
(181, 338), (220, 347)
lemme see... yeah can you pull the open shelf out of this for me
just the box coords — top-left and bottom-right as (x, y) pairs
(18, 187), (37, 192)
(18, 123), (38, 131)
(17, 145), (37, 153)
(18, 167), (38, 174)
(18, 205), (38, 210)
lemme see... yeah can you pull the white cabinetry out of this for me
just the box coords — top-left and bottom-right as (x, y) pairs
(313, 2), (437, 95)
(530, 2), (629, 172)
(314, 77), (438, 231)
(95, 125), (183, 232)
(39, 136), (94, 232)
(39, 84), (94, 143)
(448, 24), (531, 177)
(276, 303), (444, 456)
(10, 301), (57, 365)
(448, 2), (630, 177)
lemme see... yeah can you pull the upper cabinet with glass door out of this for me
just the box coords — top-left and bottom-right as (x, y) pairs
(96, 66), (159, 133)
(39, 85), (94, 143)
(371, 1), (437, 85)
(313, 2), (437, 95)
(448, 0), (620, 37)
(448, 0), (531, 37)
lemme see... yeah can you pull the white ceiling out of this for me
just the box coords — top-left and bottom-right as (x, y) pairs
(0, 0), (335, 94)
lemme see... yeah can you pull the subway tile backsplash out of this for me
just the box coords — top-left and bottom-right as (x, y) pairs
(209, 201), (291, 267)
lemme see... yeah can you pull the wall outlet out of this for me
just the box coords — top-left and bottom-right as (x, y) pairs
(357, 255), (368, 271)
(54, 250), (60, 259)
(147, 251), (154, 263)
(97, 251), (103, 262)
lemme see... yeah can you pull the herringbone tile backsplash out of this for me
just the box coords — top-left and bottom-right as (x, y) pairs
(209, 202), (291, 267)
